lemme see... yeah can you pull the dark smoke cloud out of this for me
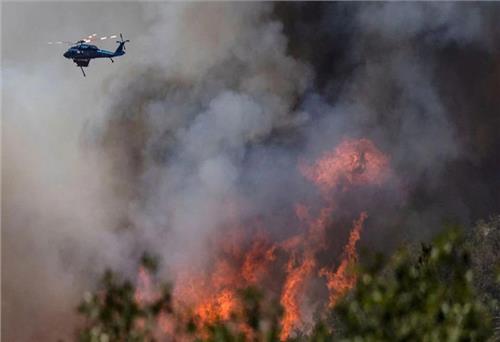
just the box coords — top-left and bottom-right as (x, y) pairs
(3, 2), (500, 341)
(277, 2), (500, 241)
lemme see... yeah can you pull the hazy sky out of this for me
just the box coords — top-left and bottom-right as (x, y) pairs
(2, 3), (160, 340)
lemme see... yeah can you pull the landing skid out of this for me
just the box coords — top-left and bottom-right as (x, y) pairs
(80, 66), (86, 77)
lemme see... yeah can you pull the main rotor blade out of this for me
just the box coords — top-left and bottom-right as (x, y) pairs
(48, 33), (119, 46)
(93, 34), (119, 41)
(48, 41), (72, 45)
(66, 33), (120, 44)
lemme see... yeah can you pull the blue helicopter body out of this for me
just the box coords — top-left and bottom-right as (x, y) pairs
(63, 34), (129, 76)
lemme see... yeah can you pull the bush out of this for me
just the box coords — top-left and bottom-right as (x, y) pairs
(333, 228), (494, 342)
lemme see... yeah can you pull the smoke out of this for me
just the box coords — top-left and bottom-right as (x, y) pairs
(3, 2), (500, 341)
(2, 2), (153, 340)
(278, 2), (500, 241)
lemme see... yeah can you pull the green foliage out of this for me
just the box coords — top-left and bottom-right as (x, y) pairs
(76, 265), (283, 341)
(333, 228), (493, 342)
(77, 262), (171, 341)
(140, 252), (160, 274)
(468, 216), (500, 308)
(468, 215), (500, 340)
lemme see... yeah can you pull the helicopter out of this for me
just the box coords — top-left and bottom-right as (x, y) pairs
(49, 33), (130, 77)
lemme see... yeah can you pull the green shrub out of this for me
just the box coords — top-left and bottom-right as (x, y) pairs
(333, 228), (493, 342)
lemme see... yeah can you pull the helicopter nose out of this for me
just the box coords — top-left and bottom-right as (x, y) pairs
(63, 51), (70, 58)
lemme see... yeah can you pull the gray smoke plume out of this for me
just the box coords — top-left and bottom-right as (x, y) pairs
(278, 2), (500, 243)
(3, 2), (500, 341)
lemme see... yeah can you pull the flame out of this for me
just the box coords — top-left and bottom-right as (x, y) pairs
(242, 236), (276, 283)
(195, 288), (237, 322)
(320, 212), (367, 307)
(168, 230), (276, 330)
(300, 138), (390, 193)
(277, 138), (389, 338)
(132, 137), (390, 339)
(280, 254), (315, 340)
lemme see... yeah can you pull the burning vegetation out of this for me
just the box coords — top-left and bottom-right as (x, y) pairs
(76, 136), (498, 341)
(163, 137), (389, 339)
(77, 223), (497, 341)
(79, 137), (395, 340)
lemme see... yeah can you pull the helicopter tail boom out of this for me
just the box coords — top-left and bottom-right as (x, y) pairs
(113, 33), (130, 56)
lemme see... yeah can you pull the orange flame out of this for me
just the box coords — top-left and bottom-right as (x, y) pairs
(320, 212), (367, 307)
(300, 138), (390, 193)
(133, 137), (391, 339)
(280, 254), (315, 340)
(280, 137), (388, 339)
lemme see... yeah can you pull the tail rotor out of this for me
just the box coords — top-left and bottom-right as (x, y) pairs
(116, 33), (130, 51)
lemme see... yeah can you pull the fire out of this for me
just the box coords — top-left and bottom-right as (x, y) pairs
(320, 212), (367, 307)
(280, 254), (315, 339)
(168, 231), (278, 332)
(242, 236), (277, 283)
(300, 138), (390, 193)
(195, 288), (237, 322)
(133, 137), (390, 339)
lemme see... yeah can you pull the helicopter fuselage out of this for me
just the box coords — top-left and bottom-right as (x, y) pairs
(63, 43), (124, 60)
